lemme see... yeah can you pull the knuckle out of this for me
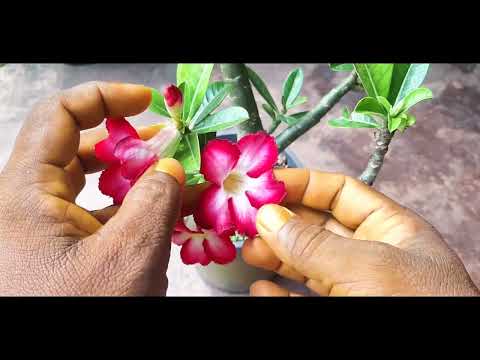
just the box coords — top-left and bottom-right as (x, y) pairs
(280, 220), (329, 262)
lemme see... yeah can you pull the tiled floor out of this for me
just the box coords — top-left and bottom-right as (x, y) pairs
(1, 63), (479, 295)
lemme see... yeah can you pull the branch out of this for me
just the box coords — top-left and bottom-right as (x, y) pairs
(359, 129), (394, 186)
(220, 64), (264, 137)
(275, 71), (357, 152)
(268, 119), (281, 134)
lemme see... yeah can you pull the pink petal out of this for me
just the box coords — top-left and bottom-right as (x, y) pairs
(114, 137), (157, 181)
(94, 117), (140, 164)
(245, 170), (286, 208)
(181, 238), (211, 266)
(172, 232), (191, 246)
(236, 132), (278, 178)
(228, 194), (258, 238)
(200, 139), (240, 185)
(203, 229), (236, 265)
(174, 219), (193, 233)
(194, 185), (235, 235)
(98, 164), (132, 205)
(163, 84), (183, 107)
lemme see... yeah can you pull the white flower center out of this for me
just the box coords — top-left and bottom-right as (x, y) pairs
(223, 171), (246, 196)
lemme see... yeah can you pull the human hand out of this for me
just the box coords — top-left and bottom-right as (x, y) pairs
(241, 169), (479, 296)
(0, 81), (185, 296)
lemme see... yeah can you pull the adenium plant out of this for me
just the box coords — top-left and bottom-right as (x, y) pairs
(94, 63), (434, 267)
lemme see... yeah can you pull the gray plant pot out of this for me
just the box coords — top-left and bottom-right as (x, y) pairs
(196, 134), (302, 293)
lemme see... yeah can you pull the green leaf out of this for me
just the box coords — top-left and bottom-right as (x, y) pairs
(286, 96), (307, 110)
(290, 111), (308, 119)
(391, 87), (433, 116)
(353, 64), (394, 98)
(376, 96), (392, 113)
(246, 66), (278, 111)
(328, 112), (380, 129)
(330, 64), (354, 72)
(406, 113), (416, 127)
(354, 97), (388, 117)
(262, 103), (277, 120)
(388, 115), (403, 133)
(282, 68), (304, 110)
(148, 88), (171, 117)
(176, 64), (214, 122)
(174, 133), (201, 174)
(189, 81), (232, 129)
(277, 114), (301, 126)
(186, 172), (206, 186)
(191, 106), (249, 134)
(387, 64), (430, 105)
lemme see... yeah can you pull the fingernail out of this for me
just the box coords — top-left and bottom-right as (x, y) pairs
(155, 158), (185, 186)
(256, 204), (296, 235)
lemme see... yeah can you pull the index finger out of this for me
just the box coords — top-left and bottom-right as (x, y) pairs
(9, 81), (151, 171)
(273, 168), (402, 230)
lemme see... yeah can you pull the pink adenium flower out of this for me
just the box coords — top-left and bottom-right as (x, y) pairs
(194, 132), (286, 238)
(164, 84), (183, 122)
(173, 218), (236, 265)
(95, 117), (180, 204)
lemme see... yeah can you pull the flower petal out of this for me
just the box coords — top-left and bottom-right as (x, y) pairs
(245, 170), (286, 208)
(228, 194), (258, 238)
(98, 164), (132, 205)
(180, 238), (211, 265)
(236, 132), (278, 178)
(94, 117), (140, 164)
(114, 137), (157, 181)
(172, 232), (191, 246)
(194, 185), (235, 235)
(203, 229), (236, 265)
(200, 139), (240, 185)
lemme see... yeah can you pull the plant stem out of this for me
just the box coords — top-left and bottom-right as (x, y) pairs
(359, 129), (394, 186)
(275, 72), (357, 152)
(220, 64), (264, 137)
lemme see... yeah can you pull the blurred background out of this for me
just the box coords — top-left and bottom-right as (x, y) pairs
(0, 63), (478, 294)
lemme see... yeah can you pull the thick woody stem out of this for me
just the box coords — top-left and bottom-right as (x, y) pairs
(359, 129), (394, 186)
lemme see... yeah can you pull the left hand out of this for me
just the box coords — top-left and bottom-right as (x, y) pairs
(0, 81), (184, 295)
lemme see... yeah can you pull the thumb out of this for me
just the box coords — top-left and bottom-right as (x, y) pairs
(256, 204), (393, 293)
(83, 158), (185, 294)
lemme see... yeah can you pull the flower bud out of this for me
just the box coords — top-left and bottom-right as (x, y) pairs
(163, 84), (183, 122)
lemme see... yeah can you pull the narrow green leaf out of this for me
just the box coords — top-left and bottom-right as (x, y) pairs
(174, 133), (201, 174)
(262, 103), (277, 120)
(277, 114), (301, 126)
(330, 63), (354, 72)
(376, 96), (392, 113)
(189, 81), (232, 129)
(353, 64), (394, 98)
(282, 68), (304, 109)
(328, 113), (380, 129)
(191, 106), (249, 134)
(286, 96), (308, 110)
(387, 64), (430, 105)
(186, 172), (206, 186)
(392, 87), (433, 116)
(388, 115), (403, 133)
(176, 64), (214, 122)
(354, 97), (388, 117)
(148, 88), (171, 117)
(290, 111), (308, 119)
(246, 66), (278, 111)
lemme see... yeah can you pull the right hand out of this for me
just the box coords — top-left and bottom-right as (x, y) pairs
(241, 169), (479, 296)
